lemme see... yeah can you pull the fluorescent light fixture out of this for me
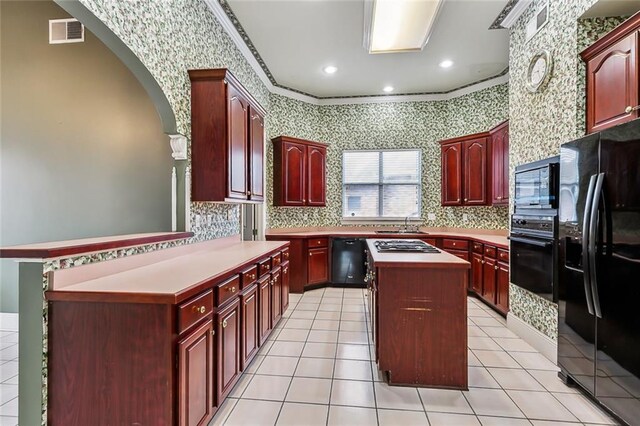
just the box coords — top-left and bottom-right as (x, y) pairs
(439, 59), (453, 68)
(364, 0), (444, 54)
(323, 65), (338, 74)
(383, 86), (394, 93)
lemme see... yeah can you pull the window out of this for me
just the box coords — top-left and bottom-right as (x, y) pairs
(342, 149), (421, 219)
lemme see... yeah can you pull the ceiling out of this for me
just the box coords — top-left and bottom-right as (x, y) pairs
(225, 0), (510, 98)
(582, 0), (640, 18)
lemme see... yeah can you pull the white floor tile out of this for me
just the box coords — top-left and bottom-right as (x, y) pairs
(301, 342), (337, 359)
(427, 412), (481, 426)
(480, 326), (518, 339)
(493, 337), (536, 352)
(0, 415), (18, 426)
(553, 392), (617, 424)
(341, 313), (367, 321)
(315, 311), (341, 321)
(228, 373), (253, 398)
(0, 385), (17, 406)
(506, 390), (577, 422)
(487, 368), (546, 391)
(0, 363), (17, 383)
(0, 347), (17, 363)
(478, 416), (532, 425)
(0, 398), (17, 417)
(209, 397), (238, 425)
(378, 408), (428, 425)
(334, 359), (373, 381)
(463, 388), (525, 418)
(336, 343), (370, 361)
(268, 341), (305, 357)
(296, 303), (320, 311)
(289, 310), (316, 320)
(339, 321), (367, 332)
(244, 355), (265, 374)
(295, 357), (334, 378)
(473, 350), (521, 369)
(277, 402), (328, 426)
(330, 379), (376, 407)
(418, 388), (473, 414)
(510, 352), (559, 371)
(328, 405), (377, 425)
(307, 330), (338, 343)
(276, 328), (310, 342)
(312, 320), (340, 331)
(285, 377), (331, 404)
(527, 370), (577, 393)
(468, 366), (501, 389)
(283, 319), (314, 330)
(374, 382), (423, 411)
(470, 317), (505, 327)
(242, 374), (291, 401)
(256, 356), (299, 376)
(468, 337), (503, 351)
(338, 331), (368, 344)
(225, 399), (282, 425)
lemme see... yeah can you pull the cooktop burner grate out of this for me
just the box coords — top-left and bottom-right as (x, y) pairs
(374, 240), (440, 253)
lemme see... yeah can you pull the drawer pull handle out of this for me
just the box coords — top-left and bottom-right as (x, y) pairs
(284, 267), (288, 273)
(625, 105), (640, 114)
(211, 329), (215, 336)
(227, 286), (237, 293)
(192, 306), (206, 314)
(309, 253), (313, 256)
(495, 265), (498, 270)
(481, 260), (485, 264)
(222, 319), (228, 328)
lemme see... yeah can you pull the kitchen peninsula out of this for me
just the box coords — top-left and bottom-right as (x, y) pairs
(366, 239), (469, 389)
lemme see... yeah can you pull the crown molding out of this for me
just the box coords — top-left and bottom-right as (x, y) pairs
(492, 0), (534, 29)
(205, 0), (510, 106)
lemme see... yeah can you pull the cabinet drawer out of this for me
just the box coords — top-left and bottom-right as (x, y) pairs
(498, 249), (509, 263)
(271, 252), (282, 268)
(422, 238), (437, 246)
(241, 266), (258, 289)
(442, 239), (469, 250)
(484, 246), (497, 258)
(308, 238), (328, 248)
(216, 275), (240, 307)
(178, 290), (213, 334)
(472, 242), (483, 254)
(446, 249), (469, 261)
(258, 258), (272, 277)
(281, 247), (290, 261)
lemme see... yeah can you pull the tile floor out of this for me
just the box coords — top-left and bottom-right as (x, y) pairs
(210, 287), (619, 426)
(0, 288), (619, 426)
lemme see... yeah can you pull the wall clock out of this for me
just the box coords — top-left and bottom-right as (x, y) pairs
(526, 50), (553, 93)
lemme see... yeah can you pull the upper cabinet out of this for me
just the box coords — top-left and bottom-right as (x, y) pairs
(440, 121), (509, 207)
(272, 136), (327, 207)
(490, 120), (509, 205)
(440, 132), (491, 206)
(189, 69), (266, 202)
(581, 13), (640, 134)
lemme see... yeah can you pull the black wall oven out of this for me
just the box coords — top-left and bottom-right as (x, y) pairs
(514, 157), (559, 210)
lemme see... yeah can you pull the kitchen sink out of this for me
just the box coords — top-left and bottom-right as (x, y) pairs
(375, 230), (429, 235)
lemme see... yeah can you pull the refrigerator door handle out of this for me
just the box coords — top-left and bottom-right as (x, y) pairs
(589, 173), (605, 319)
(582, 174), (597, 316)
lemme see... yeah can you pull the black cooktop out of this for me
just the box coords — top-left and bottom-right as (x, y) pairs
(374, 240), (440, 253)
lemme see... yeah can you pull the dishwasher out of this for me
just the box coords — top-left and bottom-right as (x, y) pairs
(331, 238), (367, 287)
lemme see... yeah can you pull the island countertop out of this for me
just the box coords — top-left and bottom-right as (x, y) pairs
(366, 239), (471, 269)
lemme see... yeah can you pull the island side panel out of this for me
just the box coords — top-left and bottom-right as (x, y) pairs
(48, 301), (175, 425)
(377, 267), (468, 389)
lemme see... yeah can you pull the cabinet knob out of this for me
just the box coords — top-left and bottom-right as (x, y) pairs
(222, 319), (228, 328)
(625, 105), (640, 114)
(192, 305), (206, 314)
(227, 286), (237, 293)
(495, 265), (498, 270)
(303, 199), (306, 203)
(464, 198), (468, 202)
(211, 329), (215, 336)
(247, 190), (251, 196)
(497, 196), (502, 200)
(456, 198), (460, 202)
(481, 260), (485, 264)
(284, 267), (288, 273)
(309, 253), (313, 256)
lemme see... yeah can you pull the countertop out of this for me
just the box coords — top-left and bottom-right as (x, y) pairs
(366, 239), (470, 269)
(267, 226), (508, 249)
(46, 238), (289, 304)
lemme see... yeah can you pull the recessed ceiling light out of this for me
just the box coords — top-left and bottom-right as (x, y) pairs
(323, 65), (338, 74)
(383, 86), (394, 93)
(439, 59), (454, 68)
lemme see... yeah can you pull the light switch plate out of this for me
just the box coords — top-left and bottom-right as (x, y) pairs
(462, 214), (469, 221)
(427, 213), (436, 220)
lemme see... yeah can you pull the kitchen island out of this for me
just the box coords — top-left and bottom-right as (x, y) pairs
(366, 239), (470, 389)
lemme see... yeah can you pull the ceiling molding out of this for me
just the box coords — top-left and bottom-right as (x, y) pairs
(491, 0), (534, 29)
(206, 0), (511, 105)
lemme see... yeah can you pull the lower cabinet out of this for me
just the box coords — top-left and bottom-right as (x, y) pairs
(281, 261), (290, 312)
(217, 298), (240, 400)
(482, 257), (497, 304)
(496, 261), (509, 313)
(271, 267), (282, 326)
(470, 244), (510, 315)
(471, 253), (483, 293)
(178, 319), (215, 426)
(308, 247), (329, 284)
(258, 274), (272, 345)
(240, 284), (259, 370)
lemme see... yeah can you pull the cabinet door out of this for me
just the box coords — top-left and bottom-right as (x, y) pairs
(258, 275), (271, 345)
(271, 269), (282, 326)
(217, 299), (240, 400)
(482, 257), (497, 304)
(281, 261), (290, 312)
(240, 285), (258, 370)
(179, 319), (215, 426)
(471, 253), (483, 294)
(491, 123), (509, 205)
(441, 142), (463, 206)
(464, 138), (489, 205)
(307, 247), (329, 285)
(307, 145), (327, 206)
(248, 107), (265, 202)
(496, 261), (509, 313)
(586, 31), (638, 133)
(227, 85), (248, 200)
(283, 142), (307, 206)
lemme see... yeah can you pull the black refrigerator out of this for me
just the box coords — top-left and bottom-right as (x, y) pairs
(558, 118), (640, 425)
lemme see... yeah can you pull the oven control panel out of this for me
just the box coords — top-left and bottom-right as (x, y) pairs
(510, 214), (557, 238)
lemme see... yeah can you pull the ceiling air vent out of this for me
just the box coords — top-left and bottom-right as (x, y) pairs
(49, 19), (84, 44)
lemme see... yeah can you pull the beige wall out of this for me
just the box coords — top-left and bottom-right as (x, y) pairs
(0, 0), (173, 312)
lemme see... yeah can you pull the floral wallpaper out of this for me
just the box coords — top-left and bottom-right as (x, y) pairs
(508, 0), (623, 339)
(267, 84), (510, 230)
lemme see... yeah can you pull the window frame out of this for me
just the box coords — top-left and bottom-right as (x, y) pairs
(341, 148), (422, 223)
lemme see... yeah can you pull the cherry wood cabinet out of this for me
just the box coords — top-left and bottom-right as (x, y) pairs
(178, 319), (215, 426)
(440, 132), (490, 206)
(482, 257), (497, 304)
(470, 243), (509, 315)
(217, 298), (240, 400)
(258, 274), (272, 345)
(496, 261), (510, 313)
(272, 136), (327, 207)
(440, 142), (463, 205)
(308, 247), (329, 285)
(189, 69), (266, 202)
(581, 13), (640, 133)
(240, 284), (258, 370)
(271, 267), (282, 326)
(281, 261), (290, 311)
(471, 253), (483, 293)
(490, 120), (509, 205)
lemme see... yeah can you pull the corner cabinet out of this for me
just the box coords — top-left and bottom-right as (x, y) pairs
(581, 13), (640, 134)
(491, 120), (509, 205)
(272, 136), (327, 207)
(440, 132), (491, 206)
(189, 69), (266, 202)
